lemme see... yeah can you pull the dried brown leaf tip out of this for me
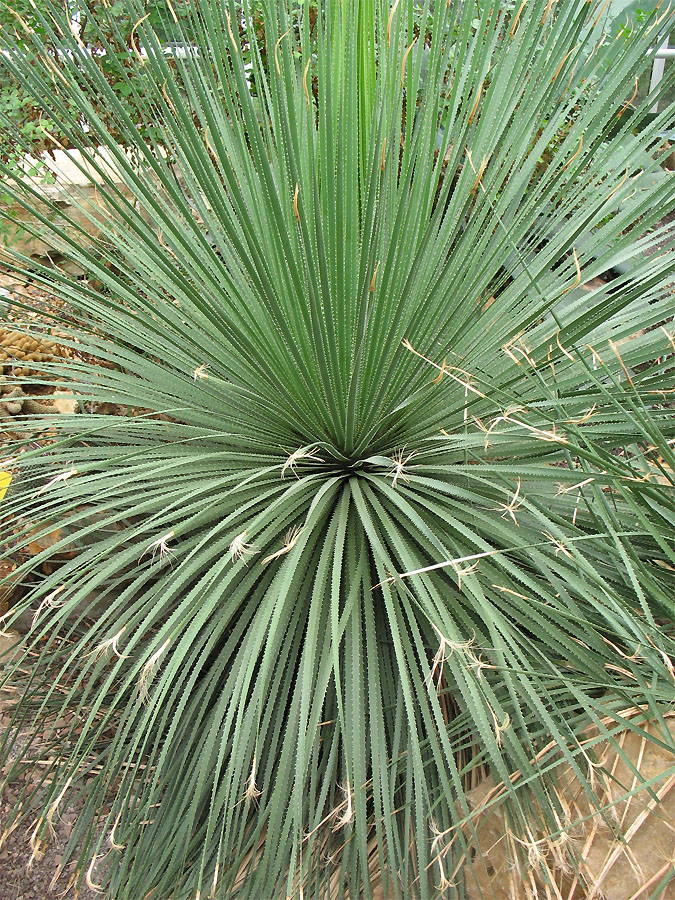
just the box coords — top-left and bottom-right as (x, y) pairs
(551, 46), (578, 84)
(426, 624), (478, 690)
(293, 182), (300, 222)
(274, 29), (290, 76)
(561, 247), (581, 295)
(402, 338), (486, 398)
(609, 338), (635, 388)
(261, 525), (303, 566)
(369, 260), (380, 293)
(229, 530), (257, 564)
(563, 133), (583, 170)
(401, 38), (417, 86)
(468, 81), (484, 124)
(466, 148), (490, 195)
(332, 782), (354, 830)
(139, 637), (171, 703)
(433, 357), (447, 384)
(491, 478), (525, 525)
(303, 58), (311, 107)
(509, 1), (527, 38)
(244, 756), (262, 803)
(130, 13), (150, 65)
(225, 11), (238, 52)
(144, 530), (175, 564)
(281, 444), (323, 478)
(166, 0), (179, 24)
(389, 447), (417, 487)
(618, 77), (639, 118)
(387, 0), (401, 46)
(541, 0), (556, 25)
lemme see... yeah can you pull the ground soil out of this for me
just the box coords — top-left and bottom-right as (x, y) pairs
(0, 632), (101, 900)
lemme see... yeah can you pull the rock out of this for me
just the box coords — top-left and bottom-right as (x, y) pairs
(0, 631), (21, 665)
(0, 269), (22, 292)
(58, 258), (87, 278)
(26, 526), (63, 558)
(664, 143), (675, 172)
(462, 715), (675, 900)
(52, 391), (79, 415)
(0, 560), (21, 615)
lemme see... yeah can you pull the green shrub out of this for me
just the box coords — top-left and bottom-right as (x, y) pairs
(0, 0), (189, 233)
(0, 1), (674, 897)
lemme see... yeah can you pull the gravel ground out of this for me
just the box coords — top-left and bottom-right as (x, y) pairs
(0, 779), (99, 900)
(0, 632), (100, 900)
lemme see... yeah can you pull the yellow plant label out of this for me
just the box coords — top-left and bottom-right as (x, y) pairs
(0, 472), (12, 503)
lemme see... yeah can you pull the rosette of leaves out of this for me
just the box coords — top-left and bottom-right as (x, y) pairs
(0, 1), (674, 897)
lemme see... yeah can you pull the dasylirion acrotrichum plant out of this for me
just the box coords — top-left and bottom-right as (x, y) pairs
(0, 0), (674, 897)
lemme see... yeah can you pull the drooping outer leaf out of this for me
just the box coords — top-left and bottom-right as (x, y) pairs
(0, 1), (674, 897)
